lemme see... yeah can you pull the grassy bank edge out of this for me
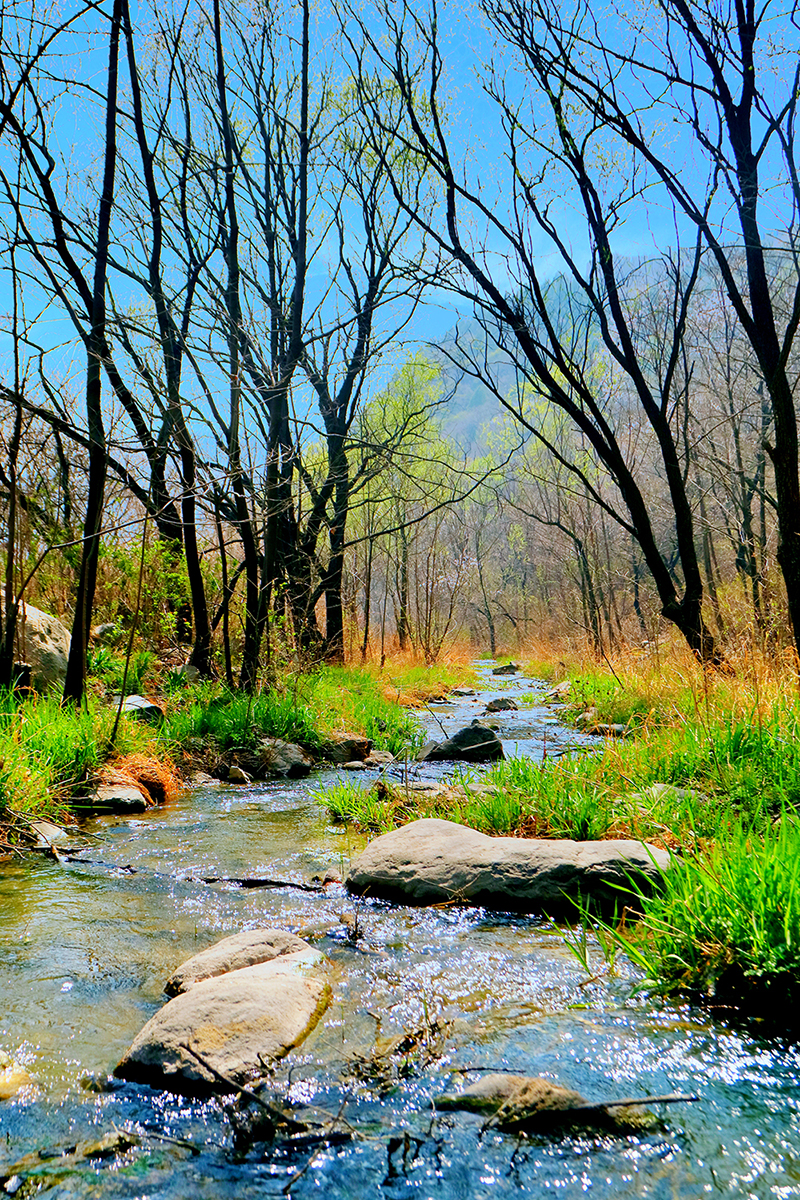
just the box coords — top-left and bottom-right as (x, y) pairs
(0, 660), (477, 832)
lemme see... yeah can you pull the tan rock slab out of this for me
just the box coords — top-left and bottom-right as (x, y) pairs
(116, 950), (330, 1094)
(165, 929), (313, 996)
(346, 818), (669, 912)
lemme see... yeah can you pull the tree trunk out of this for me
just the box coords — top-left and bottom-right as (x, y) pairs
(63, 0), (122, 706)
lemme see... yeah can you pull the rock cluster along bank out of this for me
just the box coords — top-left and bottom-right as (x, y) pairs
(345, 818), (670, 912)
(116, 929), (330, 1095)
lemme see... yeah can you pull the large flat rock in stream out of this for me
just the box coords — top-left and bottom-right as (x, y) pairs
(116, 949), (330, 1095)
(346, 818), (670, 912)
(165, 928), (312, 996)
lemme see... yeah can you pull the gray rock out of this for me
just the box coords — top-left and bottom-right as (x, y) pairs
(86, 783), (148, 814)
(485, 697), (519, 713)
(341, 760), (367, 771)
(629, 782), (707, 806)
(346, 818), (670, 912)
(451, 687), (477, 697)
(576, 707), (599, 727)
(10, 604), (71, 692)
(116, 694), (165, 724)
(586, 722), (628, 738)
(258, 738), (314, 778)
(492, 662), (519, 676)
(165, 929), (312, 996)
(322, 732), (373, 764)
(116, 949), (330, 1095)
(175, 663), (200, 683)
(543, 680), (571, 702)
(417, 723), (504, 763)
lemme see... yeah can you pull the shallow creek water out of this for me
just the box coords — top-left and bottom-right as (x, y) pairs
(1, 665), (800, 1197)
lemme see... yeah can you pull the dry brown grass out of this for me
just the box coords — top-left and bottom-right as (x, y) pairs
(99, 753), (183, 807)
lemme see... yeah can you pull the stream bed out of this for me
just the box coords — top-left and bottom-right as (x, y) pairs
(1, 665), (799, 1197)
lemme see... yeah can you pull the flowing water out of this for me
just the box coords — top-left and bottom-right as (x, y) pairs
(1, 666), (799, 1197)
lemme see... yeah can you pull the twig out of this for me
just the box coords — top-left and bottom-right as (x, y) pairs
(281, 1095), (350, 1195)
(178, 1043), (306, 1133)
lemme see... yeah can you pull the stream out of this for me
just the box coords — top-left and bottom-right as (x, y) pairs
(1, 664), (799, 1197)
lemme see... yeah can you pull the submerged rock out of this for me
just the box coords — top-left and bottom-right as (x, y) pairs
(0, 1051), (33, 1100)
(165, 929), (313, 996)
(417, 723), (504, 763)
(346, 818), (670, 912)
(116, 949), (330, 1095)
(438, 1073), (655, 1132)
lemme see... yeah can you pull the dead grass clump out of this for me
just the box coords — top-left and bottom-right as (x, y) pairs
(100, 753), (182, 806)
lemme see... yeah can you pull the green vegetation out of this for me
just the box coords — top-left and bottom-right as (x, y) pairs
(320, 658), (800, 1029)
(0, 658), (470, 827)
(0, 693), (160, 819)
(571, 816), (800, 1031)
(321, 704), (800, 847)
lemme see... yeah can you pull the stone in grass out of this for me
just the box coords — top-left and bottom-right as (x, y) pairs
(115, 694), (165, 724)
(165, 929), (313, 996)
(628, 781), (707, 806)
(116, 949), (330, 1095)
(485, 697), (519, 713)
(346, 818), (670, 913)
(438, 1074), (656, 1132)
(417, 723), (504, 764)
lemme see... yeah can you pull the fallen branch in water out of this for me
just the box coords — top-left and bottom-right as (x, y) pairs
(179, 1043), (307, 1134)
(62, 855), (323, 892)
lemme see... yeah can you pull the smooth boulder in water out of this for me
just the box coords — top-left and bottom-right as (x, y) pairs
(417, 723), (504, 763)
(165, 928), (312, 996)
(116, 947), (330, 1095)
(346, 818), (670, 912)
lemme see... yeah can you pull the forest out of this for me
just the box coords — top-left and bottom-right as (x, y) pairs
(2, 1), (800, 1195)
(0, 0), (796, 688)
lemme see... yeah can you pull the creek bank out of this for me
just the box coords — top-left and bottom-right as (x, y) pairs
(117, 933), (331, 1095)
(346, 817), (670, 912)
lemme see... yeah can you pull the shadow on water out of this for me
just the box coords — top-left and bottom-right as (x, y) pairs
(2, 666), (800, 1196)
